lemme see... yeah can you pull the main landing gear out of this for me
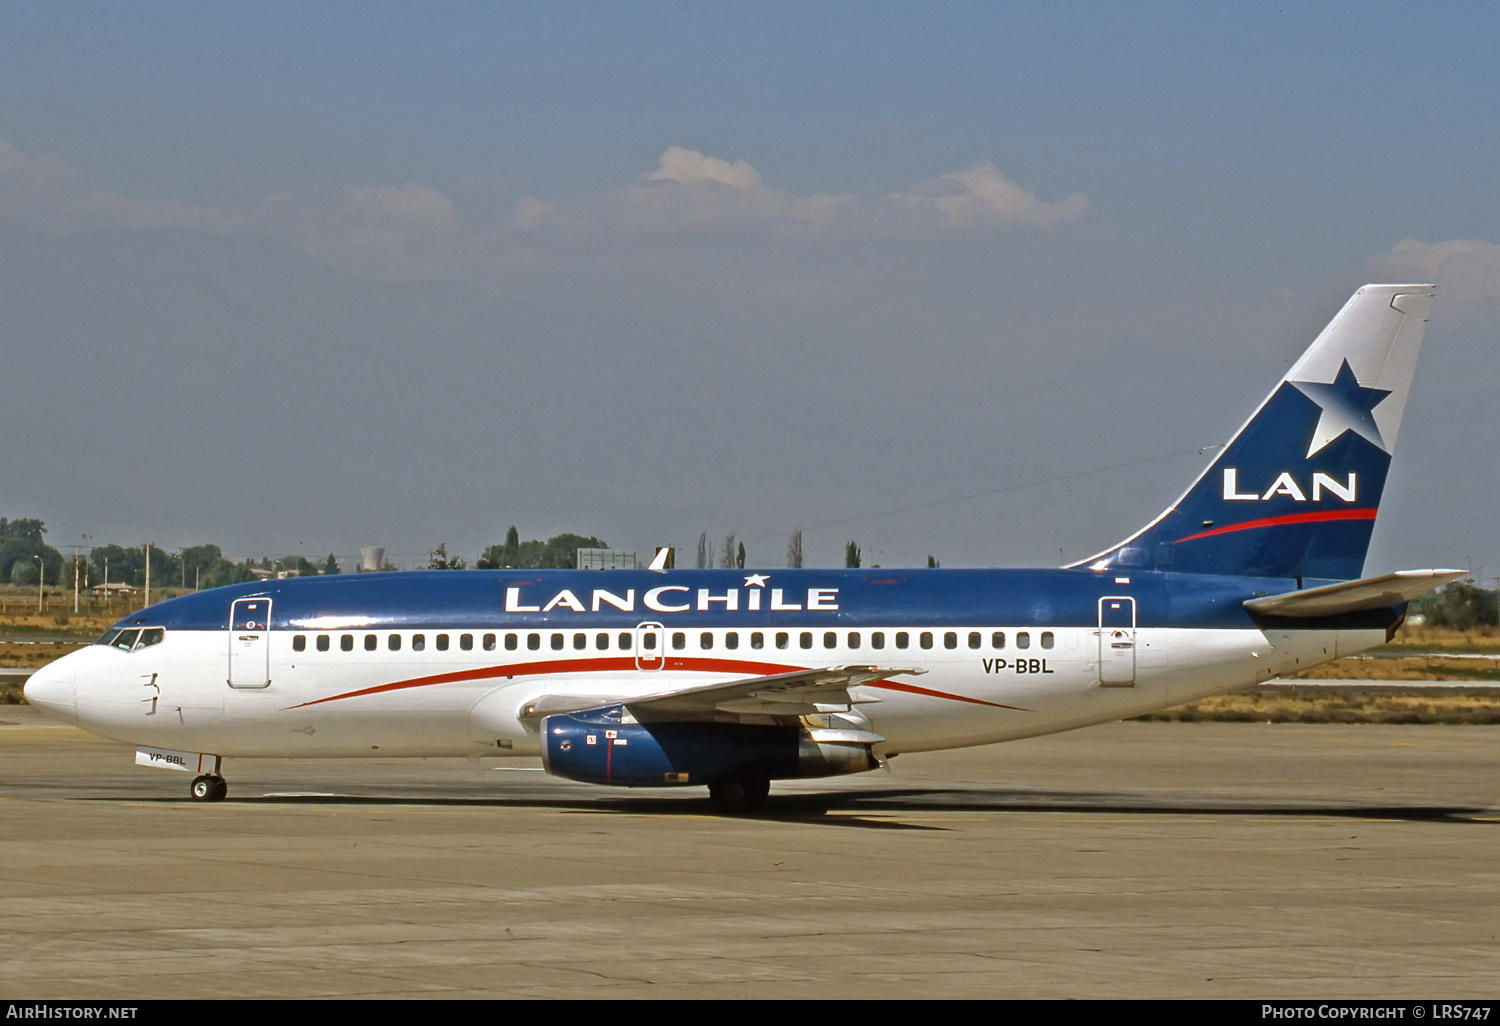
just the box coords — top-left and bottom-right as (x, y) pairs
(190, 774), (228, 802)
(708, 772), (771, 813)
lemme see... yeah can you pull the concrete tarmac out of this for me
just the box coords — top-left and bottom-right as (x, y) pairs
(1, 705), (1497, 1000)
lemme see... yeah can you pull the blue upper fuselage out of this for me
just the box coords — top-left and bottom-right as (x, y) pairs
(109, 566), (1356, 634)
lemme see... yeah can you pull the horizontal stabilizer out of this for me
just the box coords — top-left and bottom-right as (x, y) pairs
(1243, 569), (1465, 619)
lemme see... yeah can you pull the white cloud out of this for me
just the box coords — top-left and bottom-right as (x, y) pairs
(510, 196), (558, 230)
(0, 134), (242, 234)
(626, 147), (851, 230)
(1367, 238), (1500, 305)
(620, 147), (1086, 238)
(0, 133), (1091, 293)
(344, 182), (456, 230)
(888, 161), (1090, 231)
(647, 147), (764, 191)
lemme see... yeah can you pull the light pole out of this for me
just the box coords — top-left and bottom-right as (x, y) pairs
(35, 555), (43, 614)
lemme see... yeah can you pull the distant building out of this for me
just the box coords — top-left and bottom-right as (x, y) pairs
(92, 582), (138, 597)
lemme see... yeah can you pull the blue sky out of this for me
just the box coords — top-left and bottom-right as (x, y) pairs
(2, 2), (1498, 574)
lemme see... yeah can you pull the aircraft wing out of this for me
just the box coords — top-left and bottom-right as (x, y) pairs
(1243, 569), (1466, 618)
(520, 664), (925, 726)
(624, 664), (925, 720)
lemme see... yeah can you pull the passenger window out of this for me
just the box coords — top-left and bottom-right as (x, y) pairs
(725, 632), (739, 650)
(1017, 632), (1030, 650)
(919, 632), (933, 650)
(549, 634), (563, 651)
(700, 631), (714, 650)
(800, 632), (813, 650)
(642, 632), (658, 651)
(295, 634), (308, 652)
(619, 632), (632, 650)
(944, 632), (958, 650)
(992, 632), (1006, 649)
(751, 632), (764, 650)
(775, 631), (789, 650)
(823, 631), (837, 649)
(316, 635), (330, 652)
(437, 634), (449, 651)
(968, 631), (981, 649)
(848, 631), (860, 649)
(460, 634), (474, 651)
(573, 633), (586, 651)
(672, 632), (686, 650)
(389, 634), (402, 651)
(597, 633), (609, 650)
(341, 634), (354, 652)
(527, 634), (541, 651)
(896, 631), (909, 649)
(412, 634), (426, 652)
(1041, 632), (1054, 649)
(364, 634), (377, 651)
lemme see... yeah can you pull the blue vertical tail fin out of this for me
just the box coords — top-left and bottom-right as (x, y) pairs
(1072, 284), (1436, 581)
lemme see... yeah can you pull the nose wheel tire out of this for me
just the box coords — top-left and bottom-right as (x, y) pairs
(191, 775), (228, 802)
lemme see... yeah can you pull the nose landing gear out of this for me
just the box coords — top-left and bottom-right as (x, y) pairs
(190, 774), (228, 802)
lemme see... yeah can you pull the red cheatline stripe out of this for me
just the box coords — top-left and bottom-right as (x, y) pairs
(289, 655), (1027, 711)
(1175, 508), (1377, 544)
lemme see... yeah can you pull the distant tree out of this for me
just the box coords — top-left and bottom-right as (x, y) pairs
(91, 544), (144, 587)
(844, 541), (861, 569)
(696, 531), (709, 569)
(786, 528), (803, 569)
(719, 533), (737, 569)
(1412, 581), (1499, 630)
(0, 518), (47, 543)
(179, 545), (222, 587)
(200, 557), (257, 589)
(927, 555), (940, 568)
(1, 536), (62, 585)
(736, 541), (746, 569)
(322, 553), (340, 575)
(427, 543), (468, 570)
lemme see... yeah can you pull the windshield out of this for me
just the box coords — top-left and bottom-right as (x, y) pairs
(94, 627), (164, 652)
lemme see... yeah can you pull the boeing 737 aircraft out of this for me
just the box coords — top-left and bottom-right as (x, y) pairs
(25, 284), (1461, 809)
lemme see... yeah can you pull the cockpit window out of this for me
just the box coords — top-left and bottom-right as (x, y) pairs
(97, 627), (164, 652)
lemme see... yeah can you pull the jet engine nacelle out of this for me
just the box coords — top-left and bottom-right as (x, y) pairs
(540, 705), (876, 787)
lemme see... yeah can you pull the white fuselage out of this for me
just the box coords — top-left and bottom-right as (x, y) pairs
(31, 619), (1379, 765)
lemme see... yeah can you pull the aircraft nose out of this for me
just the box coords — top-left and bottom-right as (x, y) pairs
(23, 663), (76, 725)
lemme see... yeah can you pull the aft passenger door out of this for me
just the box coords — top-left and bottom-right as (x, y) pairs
(1098, 596), (1136, 687)
(228, 597), (272, 689)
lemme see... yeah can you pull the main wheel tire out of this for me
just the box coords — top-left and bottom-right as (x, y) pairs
(210, 777), (228, 802)
(708, 773), (770, 813)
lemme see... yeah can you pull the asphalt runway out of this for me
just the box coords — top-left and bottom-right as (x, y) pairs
(1, 706), (1497, 1000)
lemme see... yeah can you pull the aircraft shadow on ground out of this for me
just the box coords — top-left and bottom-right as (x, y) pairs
(107, 786), (1496, 828)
